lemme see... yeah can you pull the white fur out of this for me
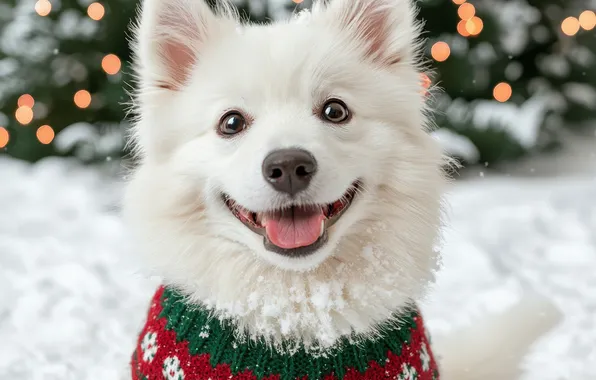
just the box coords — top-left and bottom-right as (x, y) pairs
(125, 0), (559, 376)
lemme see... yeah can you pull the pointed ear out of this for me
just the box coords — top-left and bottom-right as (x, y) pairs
(312, 0), (419, 66)
(133, 0), (237, 91)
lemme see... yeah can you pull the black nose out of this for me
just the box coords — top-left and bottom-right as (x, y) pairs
(262, 149), (317, 196)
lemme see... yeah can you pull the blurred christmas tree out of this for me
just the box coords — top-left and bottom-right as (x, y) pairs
(0, 0), (136, 162)
(0, 0), (278, 163)
(0, 0), (594, 165)
(418, 0), (596, 164)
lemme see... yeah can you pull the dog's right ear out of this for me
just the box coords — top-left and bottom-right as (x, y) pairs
(311, 0), (419, 67)
(133, 0), (237, 92)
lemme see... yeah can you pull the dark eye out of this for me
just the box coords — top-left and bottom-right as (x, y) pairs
(321, 100), (350, 123)
(219, 112), (247, 136)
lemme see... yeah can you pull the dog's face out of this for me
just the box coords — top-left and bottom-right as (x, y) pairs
(126, 0), (445, 346)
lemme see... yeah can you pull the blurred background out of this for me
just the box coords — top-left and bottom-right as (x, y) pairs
(0, 0), (595, 168)
(1, 0), (595, 379)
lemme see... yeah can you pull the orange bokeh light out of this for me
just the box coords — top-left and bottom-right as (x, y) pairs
(0, 127), (9, 149)
(421, 73), (432, 89)
(102, 54), (121, 75)
(15, 106), (34, 125)
(420, 73), (432, 96)
(292, 0), (304, 3)
(35, 0), (51, 16)
(466, 16), (484, 36)
(561, 17), (580, 36)
(493, 82), (512, 103)
(87, 2), (105, 21)
(18, 94), (35, 108)
(457, 20), (470, 37)
(431, 42), (451, 62)
(579, 10), (596, 31)
(453, 0), (466, 4)
(458, 3), (475, 20)
(36, 125), (55, 145)
(74, 90), (92, 109)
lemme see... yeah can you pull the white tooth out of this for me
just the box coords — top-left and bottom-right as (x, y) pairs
(320, 220), (325, 237)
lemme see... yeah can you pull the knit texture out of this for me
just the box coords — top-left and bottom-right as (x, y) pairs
(131, 286), (440, 380)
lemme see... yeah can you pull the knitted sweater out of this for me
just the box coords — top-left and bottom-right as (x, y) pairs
(131, 286), (440, 380)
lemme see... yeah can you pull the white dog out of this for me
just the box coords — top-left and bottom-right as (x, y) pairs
(124, 0), (560, 379)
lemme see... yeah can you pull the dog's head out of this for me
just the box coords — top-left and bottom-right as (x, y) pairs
(125, 0), (445, 347)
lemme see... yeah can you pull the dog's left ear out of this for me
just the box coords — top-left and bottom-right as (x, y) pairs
(312, 0), (419, 66)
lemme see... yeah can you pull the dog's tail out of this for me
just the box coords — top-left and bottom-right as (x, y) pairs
(433, 294), (561, 380)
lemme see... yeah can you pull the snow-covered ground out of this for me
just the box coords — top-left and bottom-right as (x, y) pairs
(1, 156), (595, 380)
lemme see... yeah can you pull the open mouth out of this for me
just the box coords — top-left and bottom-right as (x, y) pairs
(223, 181), (361, 257)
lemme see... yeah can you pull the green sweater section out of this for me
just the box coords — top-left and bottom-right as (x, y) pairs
(159, 287), (419, 380)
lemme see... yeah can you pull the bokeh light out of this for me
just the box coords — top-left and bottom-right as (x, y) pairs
(36, 125), (55, 145)
(561, 17), (580, 36)
(420, 73), (432, 96)
(18, 94), (35, 108)
(102, 54), (121, 75)
(453, 0), (466, 4)
(421, 73), (432, 89)
(457, 20), (471, 37)
(493, 82), (512, 102)
(74, 90), (92, 109)
(458, 3), (475, 20)
(466, 16), (484, 36)
(87, 2), (105, 21)
(0, 127), (9, 149)
(292, 0), (304, 3)
(15, 106), (34, 125)
(431, 42), (451, 62)
(579, 10), (596, 31)
(35, 0), (52, 16)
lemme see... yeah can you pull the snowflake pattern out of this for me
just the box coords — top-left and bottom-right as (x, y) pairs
(162, 356), (185, 380)
(132, 287), (440, 380)
(140, 331), (158, 363)
(420, 342), (431, 371)
(199, 324), (210, 339)
(397, 363), (419, 380)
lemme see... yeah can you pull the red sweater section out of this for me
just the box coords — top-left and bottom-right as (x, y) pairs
(131, 286), (440, 380)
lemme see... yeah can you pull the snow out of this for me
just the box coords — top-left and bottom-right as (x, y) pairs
(470, 42), (498, 65)
(0, 0), (55, 63)
(563, 83), (596, 110)
(423, 177), (596, 379)
(54, 123), (99, 151)
(1, 156), (596, 379)
(570, 46), (595, 68)
(538, 54), (571, 78)
(505, 61), (524, 82)
(55, 9), (99, 40)
(438, 94), (548, 153)
(0, 158), (156, 380)
(496, 0), (541, 56)
(432, 128), (480, 164)
(0, 0), (55, 103)
(473, 95), (548, 149)
(54, 122), (126, 162)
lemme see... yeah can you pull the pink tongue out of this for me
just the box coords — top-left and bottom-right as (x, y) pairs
(261, 207), (325, 249)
